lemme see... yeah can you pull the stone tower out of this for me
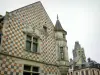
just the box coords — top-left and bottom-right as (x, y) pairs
(73, 41), (86, 65)
(55, 15), (69, 75)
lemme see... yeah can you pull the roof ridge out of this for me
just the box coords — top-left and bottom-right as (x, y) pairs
(10, 1), (41, 13)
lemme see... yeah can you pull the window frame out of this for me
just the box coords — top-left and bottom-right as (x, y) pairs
(26, 35), (39, 53)
(63, 34), (65, 38)
(23, 64), (40, 75)
(60, 47), (65, 60)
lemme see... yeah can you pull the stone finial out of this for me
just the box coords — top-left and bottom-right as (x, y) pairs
(57, 14), (59, 20)
(88, 58), (91, 62)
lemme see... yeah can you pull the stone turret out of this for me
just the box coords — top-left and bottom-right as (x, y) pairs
(55, 15), (69, 75)
(73, 41), (86, 65)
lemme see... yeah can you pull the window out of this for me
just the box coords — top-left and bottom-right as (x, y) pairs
(63, 34), (65, 38)
(71, 72), (73, 75)
(60, 47), (64, 60)
(78, 51), (80, 53)
(81, 64), (85, 68)
(81, 71), (84, 75)
(0, 32), (2, 45)
(76, 72), (78, 75)
(23, 65), (40, 75)
(70, 65), (72, 69)
(92, 70), (95, 75)
(85, 70), (88, 75)
(67, 73), (69, 75)
(26, 35), (38, 52)
(97, 71), (99, 75)
(43, 26), (47, 32)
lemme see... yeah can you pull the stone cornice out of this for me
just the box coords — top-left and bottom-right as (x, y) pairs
(0, 52), (58, 67)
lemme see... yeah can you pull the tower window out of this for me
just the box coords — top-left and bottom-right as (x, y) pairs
(60, 47), (64, 60)
(63, 34), (65, 38)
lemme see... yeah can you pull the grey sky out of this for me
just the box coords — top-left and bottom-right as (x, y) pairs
(0, 0), (100, 62)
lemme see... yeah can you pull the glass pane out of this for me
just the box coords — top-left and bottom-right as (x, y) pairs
(61, 53), (64, 59)
(32, 67), (39, 72)
(33, 38), (38, 42)
(63, 34), (65, 38)
(33, 43), (37, 52)
(60, 47), (64, 60)
(24, 65), (31, 71)
(32, 73), (39, 75)
(23, 72), (31, 75)
(26, 41), (31, 50)
(27, 35), (31, 40)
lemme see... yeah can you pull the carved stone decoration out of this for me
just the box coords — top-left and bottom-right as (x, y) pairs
(34, 28), (40, 37)
(23, 26), (42, 39)
(22, 25), (33, 34)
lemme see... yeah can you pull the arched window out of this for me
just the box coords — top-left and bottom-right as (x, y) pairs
(92, 70), (95, 75)
(76, 72), (78, 75)
(85, 70), (88, 75)
(71, 72), (73, 75)
(97, 71), (99, 75)
(81, 71), (84, 75)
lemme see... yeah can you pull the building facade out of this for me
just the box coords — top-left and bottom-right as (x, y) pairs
(68, 42), (100, 75)
(0, 1), (69, 75)
(68, 68), (100, 75)
(73, 41), (86, 65)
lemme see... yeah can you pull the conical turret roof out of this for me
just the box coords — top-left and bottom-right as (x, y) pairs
(54, 15), (67, 34)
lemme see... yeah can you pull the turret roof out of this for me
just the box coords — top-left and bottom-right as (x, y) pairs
(54, 15), (67, 34)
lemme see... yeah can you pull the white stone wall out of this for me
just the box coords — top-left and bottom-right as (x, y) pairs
(68, 68), (100, 75)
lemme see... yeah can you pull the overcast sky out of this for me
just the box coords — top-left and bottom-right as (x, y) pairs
(0, 0), (100, 62)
